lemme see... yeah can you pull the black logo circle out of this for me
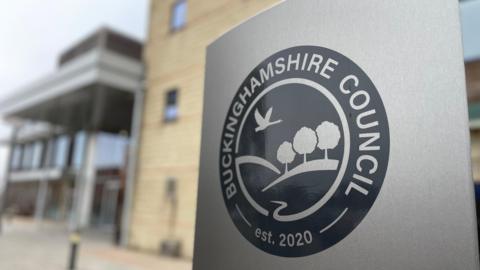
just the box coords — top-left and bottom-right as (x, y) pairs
(219, 46), (389, 257)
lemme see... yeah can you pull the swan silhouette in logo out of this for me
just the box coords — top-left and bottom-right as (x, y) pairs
(236, 121), (342, 221)
(254, 107), (282, 132)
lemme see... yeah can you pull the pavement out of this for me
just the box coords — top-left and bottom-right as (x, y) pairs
(0, 218), (192, 270)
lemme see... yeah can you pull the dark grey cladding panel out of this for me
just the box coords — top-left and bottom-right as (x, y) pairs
(105, 30), (143, 61)
(58, 28), (143, 67)
(58, 33), (101, 67)
(10, 84), (134, 134)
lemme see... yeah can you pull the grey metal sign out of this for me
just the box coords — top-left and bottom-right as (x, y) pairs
(193, 0), (479, 269)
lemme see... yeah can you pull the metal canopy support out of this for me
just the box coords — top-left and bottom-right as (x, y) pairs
(78, 133), (97, 229)
(34, 133), (54, 225)
(120, 88), (145, 246)
(0, 126), (19, 235)
(34, 181), (48, 224)
(71, 132), (97, 230)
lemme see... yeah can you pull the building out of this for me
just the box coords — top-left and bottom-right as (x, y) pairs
(468, 59), (480, 182)
(464, 0), (480, 183)
(127, 0), (280, 258)
(0, 28), (144, 241)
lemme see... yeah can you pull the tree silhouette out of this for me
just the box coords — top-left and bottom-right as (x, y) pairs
(277, 141), (296, 173)
(315, 121), (341, 160)
(293, 127), (317, 163)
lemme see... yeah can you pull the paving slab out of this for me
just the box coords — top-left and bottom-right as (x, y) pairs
(0, 218), (192, 270)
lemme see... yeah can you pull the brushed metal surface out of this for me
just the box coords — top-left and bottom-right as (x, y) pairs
(193, 0), (480, 269)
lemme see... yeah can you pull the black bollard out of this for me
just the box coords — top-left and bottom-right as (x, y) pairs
(68, 232), (81, 270)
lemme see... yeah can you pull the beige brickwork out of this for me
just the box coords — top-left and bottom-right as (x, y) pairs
(129, 0), (280, 259)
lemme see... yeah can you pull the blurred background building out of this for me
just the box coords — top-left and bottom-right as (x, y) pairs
(465, 1), (480, 181)
(0, 0), (479, 264)
(0, 28), (143, 243)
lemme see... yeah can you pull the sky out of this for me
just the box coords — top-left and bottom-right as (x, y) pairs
(0, 0), (149, 189)
(461, 0), (480, 61)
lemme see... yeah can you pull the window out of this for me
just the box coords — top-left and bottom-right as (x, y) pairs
(21, 143), (34, 170)
(31, 141), (44, 169)
(52, 135), (70, 168)
(95, 133), (129, 169)
(44, 137), (56, 168)
(10, 144), (23, 171)
(165, 177), (177, 201)
(170, 0), (187, 32)
(72, 132), (87, 169)
(164, 89), (179, 122)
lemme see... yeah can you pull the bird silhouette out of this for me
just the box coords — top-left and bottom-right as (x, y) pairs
(254, 107), (282, 132)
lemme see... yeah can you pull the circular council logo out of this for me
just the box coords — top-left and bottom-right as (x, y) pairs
(219, 46), (389, 257)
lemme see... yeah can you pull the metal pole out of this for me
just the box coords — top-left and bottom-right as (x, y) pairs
(34, 133), (54, 225)
(34, 181), (48, 224)
(120, 88), (145, 246)
(67, 132), (91, 270)
(0, 126), (18, 235)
